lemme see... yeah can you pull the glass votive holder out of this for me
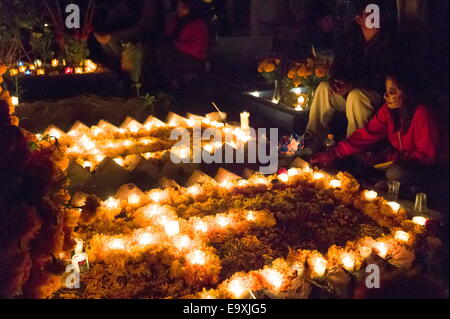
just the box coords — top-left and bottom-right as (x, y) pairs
(387, 180), (401, 201)
(414, 193), (428, 215)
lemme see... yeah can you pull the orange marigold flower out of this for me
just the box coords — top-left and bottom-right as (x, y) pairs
(287, 70), (296, 79)
(315, 67), (327, 78)
(264, 63), (276, 73)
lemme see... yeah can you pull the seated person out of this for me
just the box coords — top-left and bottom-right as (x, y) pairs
(306, 0), (398, 144)
(308, 3), (335, 58)
(94, 0), (165, 87)
(157, 0), (209, 89)
(311, 70), (440, 187)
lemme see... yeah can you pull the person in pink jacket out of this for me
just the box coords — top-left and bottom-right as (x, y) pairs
(157, 0), (209, 89)
(312, 70), (441, 186)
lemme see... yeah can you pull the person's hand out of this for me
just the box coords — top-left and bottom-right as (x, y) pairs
(95, 33), (111, 45)
(311, 150), (338, 167)
(330, 79), (352, 96)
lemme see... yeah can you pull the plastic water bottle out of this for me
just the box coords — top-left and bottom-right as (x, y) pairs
(324, 134), (336, 151)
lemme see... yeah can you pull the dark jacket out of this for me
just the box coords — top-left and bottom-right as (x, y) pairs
(331, 25), (399, 95)
(105, 0), (165, 44)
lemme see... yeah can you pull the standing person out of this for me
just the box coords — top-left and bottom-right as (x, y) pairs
(311, 70), (440, 186)
(157, 0), (209, 90)
(308, 3), (336, 58)
(94, 0), (165, 89)
(305, 0), (398, 146)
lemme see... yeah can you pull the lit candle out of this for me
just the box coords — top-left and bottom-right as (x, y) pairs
(104, 197), (119, 209)
(19, 65), (27, 73)
(246, 211), (256, 222)
(74, 239), (84, 254)
(287, 168), (300, 177)
(341, 253), (355, 272)
(329, 179), (341, 188)
(187, 249), (206, 265)
(37, 68), (45, 75)
(173, 235), (191, 250)
(127, 194), (141, 205)
(108, 238), (125, 250)
(373, 242), (388, 259)
(34, 59), (42, 67)
(240, 112), (250, 130)
(149, 190), (167, 203)
(165, 221), (180, 237)
(137, 232), (154, 246)
(187, 185), (202, 197)
(143, 204), (164, 218)
(278, 173), (289, 183)
(364, 190), (378, 201)
(75, 67), (83, 74)
(262, 269), (283, 290)
(358, 245), (372, 258)
(394, 230), (410, 243)
(65, 67), (73, 74)
(228, 278), (247, 298)
(9, 69), (19, 76)
(250, 91), (260, 97)
(412, 216), (427, 226)
(220, 180), (233, 189)
(313, 172), (325, 180)
(11, 96), (19, 106)
(194, 220), (208, 233)
(311, 256), (327, 277)
(216, 216), (230, 228)
(387, 202), (400, 213)
(51, 59), (59, 67)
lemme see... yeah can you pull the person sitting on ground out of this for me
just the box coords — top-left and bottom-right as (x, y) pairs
(311, 70), (440, 187)
(305, 0), (398, 146)
(157, 0), (210, 90)
(94, 0), (165, 88)
(308, 3), (336, 58)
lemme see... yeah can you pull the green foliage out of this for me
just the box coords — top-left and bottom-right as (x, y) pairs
(29, 28), (55, 63)
(0, 0), (46, 64)
(64, 37), (90, 66)
(122, 42), (144, 96)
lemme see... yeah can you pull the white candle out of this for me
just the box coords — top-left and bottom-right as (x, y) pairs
(394, 231), (410, 243)
(240, 112), (250, 130)
(364, 190), (378, 201)
(412, 216), (427, 226)
(387, 202), (400, 213)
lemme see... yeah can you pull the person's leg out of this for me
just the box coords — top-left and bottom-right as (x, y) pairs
(306, 81), (346, 141)
(345, 88), (383, 137)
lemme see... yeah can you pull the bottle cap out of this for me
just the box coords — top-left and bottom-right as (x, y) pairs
(327, 134), (334, 140)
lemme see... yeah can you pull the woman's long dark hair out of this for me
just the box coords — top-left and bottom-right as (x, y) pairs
(387, 68), (429, 133)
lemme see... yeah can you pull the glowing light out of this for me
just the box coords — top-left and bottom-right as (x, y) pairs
(203, 144), (214, 153)
(108, 238), (125, 250)
(254, 177), (268, 185)
(237, 180), (249, 187)
(187, 250), (206, 265)
(278, 173), (289, 183)
(358, 246), (372, 258)
(51, 59), (59, 67)
(250, 91), (261, 97)
(364, 190), (378, 201)
(194, 221), (208, 233)
(114, 158), (125, 167)
(412, 216), (427, 226)
(95, 154), (105, 163)
(329, 179), (342, 188)
(129, 124), (140, 133)
(186, 119), (195, 127)
(142, 152), (153, 160)
(373, 242), (388, 259)
(48, 128), (63, 139)
(122, 140), (132, 147)
(313, 172), (325, 180)
(127, 194), (141, 205)
(311, 256), (327, 277)
(246, 211), (256, 222)
(187, 185), (202, 196)
(80, 135), (95, 150)
(287, 168), (300, 177)
(262, 269), (283, 290)
(104, 197), (119, 209)
(341, 253), (355, 272)
(173, 235), (191, 250)
(220, 180), (233, 189)
(83, 161), (93, 170)
(395, 231), (410, 243)
(216, 216), (230, 228)
(202, 118), (211, 125)
(291, 87), (302, 95)
(137, 232), (154, 246)
(37, 68), (45, 75)
(228, 278), (247, 298)
(149, 190), (167, 203)
(143, 204), (165, 218)
(11, 96), (19, 106)
(75, 67), (83, 74)
(387, 202), (400, 213)
(292, 263), (304, 275)
(271, 98), (280, 104)
(164, 221), (180, 237)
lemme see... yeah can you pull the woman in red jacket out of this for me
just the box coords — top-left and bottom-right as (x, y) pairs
(311, 70), (440, 185)
(157, 0), (209, 89)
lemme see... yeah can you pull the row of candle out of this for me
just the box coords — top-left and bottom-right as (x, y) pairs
(8, 59), (98, 77)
